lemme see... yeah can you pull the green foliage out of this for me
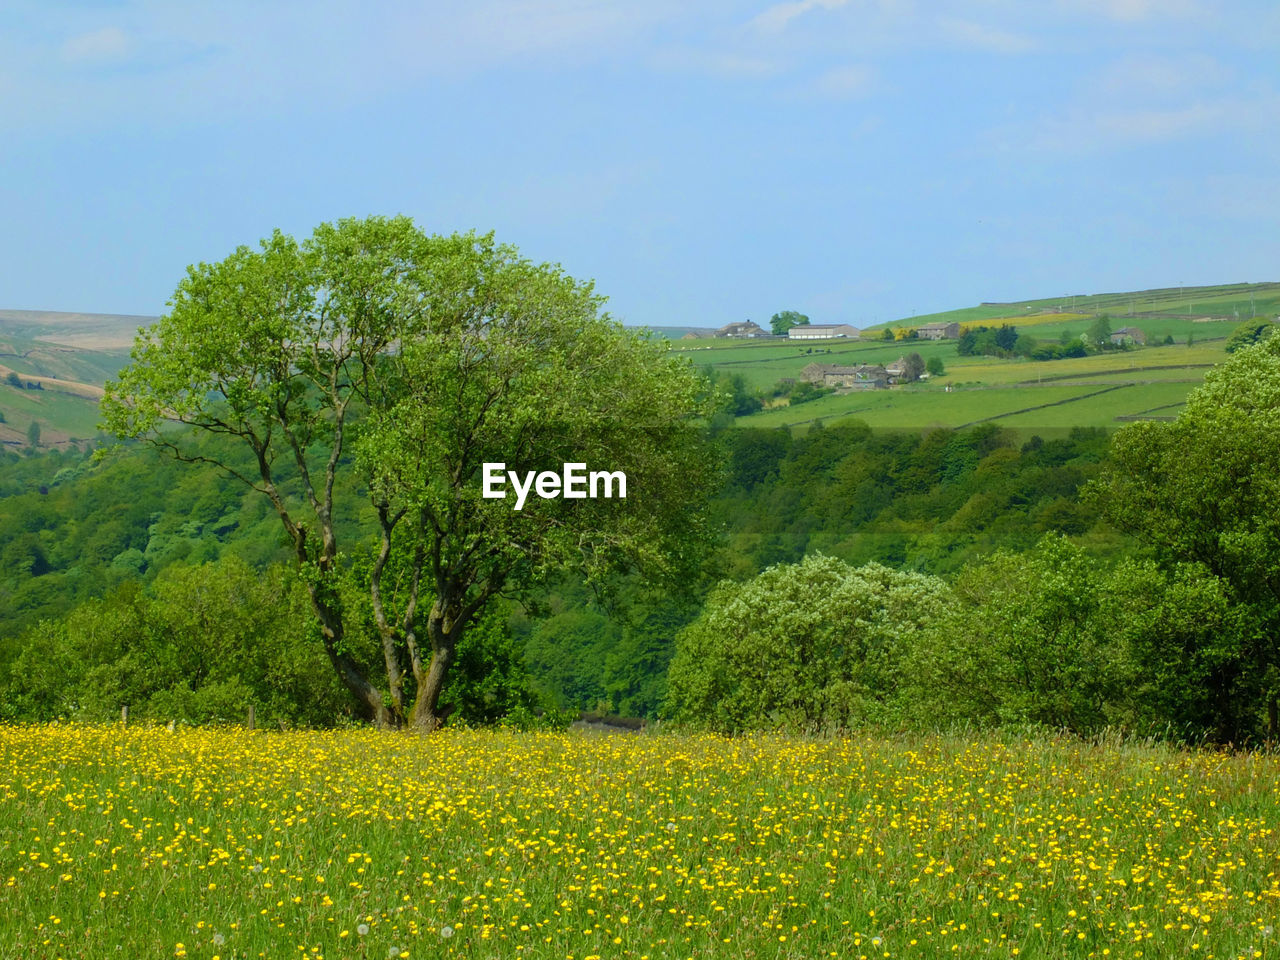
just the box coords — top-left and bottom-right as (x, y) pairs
(707, 369), (763, 416)
(715, 424), (1117, 579)
(925, 356), (945, 377)
(524, 609), (619, 711)
(102, 216), (721, 727)
(902, 352), (925, 382)
(1225, 319), (1276, 353)
(665, 555), (949, 733)
(787, 380), (832, 405)
(25, 421), (39, 447)
(1087, 314), (1113, 350)
(957, 324), (1018, 357)
(1030, 341), (1087, 361)
(436, 607), (536, 725)
(1088, 336), (1280, 738)
(769, 310), (810, 336)
(909, 535), (1245, 739)
(0, 555), (349, 726)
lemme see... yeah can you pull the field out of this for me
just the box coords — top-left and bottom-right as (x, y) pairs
(677, 328), (1243, 432)
(0, 383), (105, 447)
(5, 724), (1280, 960)
(662, 281), (1280, 433)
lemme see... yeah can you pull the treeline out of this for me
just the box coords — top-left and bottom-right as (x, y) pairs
(667, 539), (1254, 741)
(671, 338), (1280, 743)
(0, 420), (1128, 728)
(715, 422), (1118, 578)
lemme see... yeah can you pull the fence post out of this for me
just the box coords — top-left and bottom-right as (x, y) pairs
(121, 704), (128, 727)
(247, 704), (256, 731)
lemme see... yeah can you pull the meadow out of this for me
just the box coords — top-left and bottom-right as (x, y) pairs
(5, 724), (1280, 960)
(679, 331), (1238, 431)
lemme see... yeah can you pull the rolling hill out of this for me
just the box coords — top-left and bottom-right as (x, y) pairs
(680, 282), (1279, 435)
(0, 309), (154, 450)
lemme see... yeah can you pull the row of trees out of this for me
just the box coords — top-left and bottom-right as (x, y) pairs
(0, 418), (1119, 724)
(672, 337), (1280, 741)
(666, 537), (1253, 739)
(3, 218), (1277, 742)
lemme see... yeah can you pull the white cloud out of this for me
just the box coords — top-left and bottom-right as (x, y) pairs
(1091, 53), (1228, 98)
(1055, 0), (1200, 21)
(61, 27), (133, 65)
(937, 18), (1035, 53)
(1028, 95), (1280, 151)
(748, 0), (850, 35)
(651, 46), (783, 78)
(447, 0), (683, 61)
(807, 63), (875, 98)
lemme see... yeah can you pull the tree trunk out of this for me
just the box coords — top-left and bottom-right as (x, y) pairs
(409, 600), (462, 731)
(304, 580), (395, 728)
(409, 641), (454, 730)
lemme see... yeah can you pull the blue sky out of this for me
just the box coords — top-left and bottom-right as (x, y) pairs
(2, 0), (1278, 328)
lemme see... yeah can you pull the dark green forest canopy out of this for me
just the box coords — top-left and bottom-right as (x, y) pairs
(0, 420), (1124, 723)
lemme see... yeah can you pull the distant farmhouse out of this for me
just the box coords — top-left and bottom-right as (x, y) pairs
(916, 321), (961, 340)
(716, 320), (766, 338)
(800, 362), (889, 390)
(788, 323), (859, 340)
(1110, 326), (1146, 346)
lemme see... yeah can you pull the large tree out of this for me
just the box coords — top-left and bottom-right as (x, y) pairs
(102, 217), (719, 729)
(769, 310), (810, 336)
(1086, 337), (1280, 738)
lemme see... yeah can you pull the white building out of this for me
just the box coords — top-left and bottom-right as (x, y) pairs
(787, 323), (859, 340)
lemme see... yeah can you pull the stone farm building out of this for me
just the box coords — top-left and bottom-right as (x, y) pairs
(800, 362), (889, 390)
(1110, 326), (1146, 346)
(788, 323), (860, 340)
(717, 320), (766, 338)
(916, 321), (961, 340)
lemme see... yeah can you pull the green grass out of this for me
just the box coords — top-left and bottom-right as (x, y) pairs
(745, 384), (1108, 430)
(0, 385), (104, 444)
(866, 281), (1280, 333)
(5, 723), (1280, 960)
(708, 322), (1247, 431)
(0, 333), (131, 386)
(993, 381), (1197, 429)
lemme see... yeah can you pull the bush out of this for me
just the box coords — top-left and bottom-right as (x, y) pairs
(665, 555), (948, 733)
(906, 534), (1241, 737)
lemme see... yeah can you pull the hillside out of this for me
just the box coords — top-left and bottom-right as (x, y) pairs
(885, 280), (1280, 332)
(684, 281), (1278, 433)
(0, 309), (153, 449)
(0, 308), (154, 351)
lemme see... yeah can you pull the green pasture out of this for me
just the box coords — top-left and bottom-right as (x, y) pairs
(746, 383), (1105, 430)
(710, 319), (1246, 431)
(741, 372), (1210, 431)
(870, 281), (1280, 333)
(0, 384), (103, 442)
(0, 333), (131, 385)
(993, 381), (1196, 430)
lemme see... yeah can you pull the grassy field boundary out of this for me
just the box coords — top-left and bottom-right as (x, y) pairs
(1014, 362), (1214, 385)
(954, 384), (1129, 429)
